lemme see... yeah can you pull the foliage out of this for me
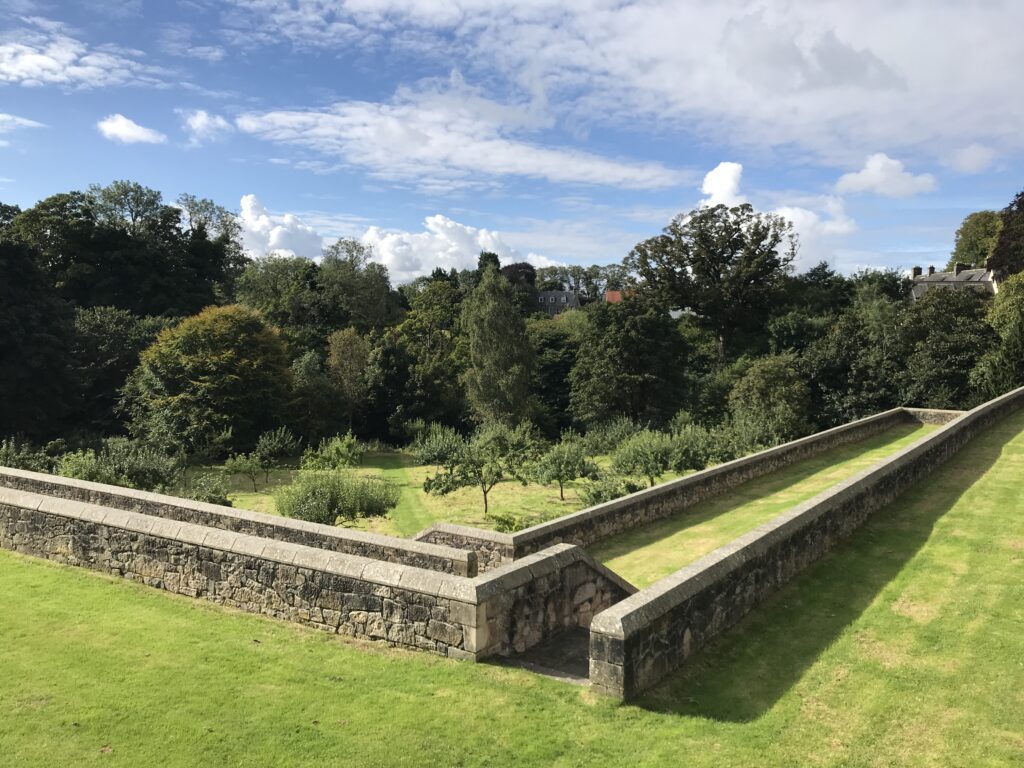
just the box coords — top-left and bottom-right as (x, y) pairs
(611, 429), (675, 487)
(669, 423), (715, 472)
(0, 437), (56, 473)
(460, 266), (534, 424)
(123, 305), (292, 455)
(301, 433), (363, 470)
(423, 422), (539, 515)
(410, 422), (463, 468)
(275, 470), (399, 524)
(531, 438), (597, 500)
(224, 453), (263, 492)
(627, 203), (797, 355)
(580, 416), (642, 456)
(526, 315), (580, 437)
(326, 327), (372, 429)
(946, 210), (1003, 270)
(988, 188), (1024, 279)
(578, 472), (645, 507)
(181, 471), (233, 506)
(58, 437), (183, 491)
(253, 426), (301, 480)
(728, 354), (811, 445)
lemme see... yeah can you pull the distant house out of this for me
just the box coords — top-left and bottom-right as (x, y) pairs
(537, 290), (581, 316)
(910, 263), (999, 301)
(604, 290), (624, 304)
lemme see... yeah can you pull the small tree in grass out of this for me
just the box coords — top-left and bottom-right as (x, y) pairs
(224, 452), (262, 492)
(532, 437), (597, 500)
(253, 426), (301, 481)
(611, 429), (674, 487)
(423, 422), (539, 516)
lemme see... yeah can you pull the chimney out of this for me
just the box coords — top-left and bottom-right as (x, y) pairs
(912, 266), (923, 278)
(953, 262), (967, 276)
(928, 266), (935, 276)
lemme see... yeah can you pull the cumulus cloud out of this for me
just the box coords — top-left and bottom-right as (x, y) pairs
(178, 109), (233, 146)
(238, 194), (325, 258)
(0, 112), (43, 146)
(0, 17), (164, 88)
(700, 161), (746, 207)
(96, 114), (167, 144)
(236, 78), (685, 193)
(221, 1), (1024, 162)
(774, 197), (856, 269)
(835, 153), (936, 198)
(160, 23), (226, 62)
(947, 143), (996, 174)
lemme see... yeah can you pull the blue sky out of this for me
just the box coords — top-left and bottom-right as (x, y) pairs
(2, 1), (1022, 284)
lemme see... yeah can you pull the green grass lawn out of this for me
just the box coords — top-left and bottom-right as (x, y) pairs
(592, 422), (938, 587)
(216, 452), (684, 537)
(2, 411), (1023, 766)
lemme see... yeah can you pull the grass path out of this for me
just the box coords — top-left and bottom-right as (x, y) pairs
(592, 422), (938, 587)
(1, 412), (1023, 766)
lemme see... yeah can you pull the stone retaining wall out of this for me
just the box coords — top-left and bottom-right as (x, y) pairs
(0, 468), (475, 576)
(414, 523), (514, 573)
(0, 486), (630, 661)
(588, 386), (1024, 700)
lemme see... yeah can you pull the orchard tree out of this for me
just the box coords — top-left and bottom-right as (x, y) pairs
(611, 429), (674, 488)
(946, 211), (1002, 270)
(461, 266), (533, 424)
(532, 438), (595, 500)
(124, 305), (292, 454)
(627, 204), (797, 356)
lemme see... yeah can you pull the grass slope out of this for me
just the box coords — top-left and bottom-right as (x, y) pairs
(2, 413), (1023, 767)
(592, 422), (938, 587)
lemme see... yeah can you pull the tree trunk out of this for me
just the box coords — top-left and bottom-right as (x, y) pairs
(482, 487), (489, 516)
(558, 481), (564, 501)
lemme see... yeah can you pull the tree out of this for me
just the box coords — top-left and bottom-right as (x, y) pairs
(253, 426), (301, 481)
(946, 211), (1002, 270)
(501, 261), (540, 317)
(569, 298), (687, 426)
(532, 438), (595, 500)
(526, 316), (580, 437)
(460, 267), (533, 424)
(319, 240), (401, 333)
(627, 204), (797, 356)
(123, 305), (292, 454)
(728, 354), (811, 445)
(326, 328), (371, 430)
(423, 422), (537, 516)
(224, 452), (262, 492)
(988, 189), (1024, 279)
(611, 429), (674, 487)
(0, 237), (75, 438)
(235, 256), (324, 350)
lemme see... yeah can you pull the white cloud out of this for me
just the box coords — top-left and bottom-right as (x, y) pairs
(236, 77), (686, 193)
(96, 114), (167, 144)
(160, 23), (226, 62)
(0, 17), (164, 88)
(178, 109), (233, 146)
(0, 112), (43, 146)
(221, 1), (1024, 163)
(835, 153), (936, 198)
(774, 196), (856, 269)
(238, 194), (326, 258)
(947, 143), (996, 174)
(700, 161), (746, 207)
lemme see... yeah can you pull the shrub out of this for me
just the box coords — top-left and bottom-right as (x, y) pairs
(0, 437), (54, 473)
(224, 452), (262, 492)
(611, 429), (674, 487)
(301, 433), (363, 470)
(728, 354), (811, 445)
(275, 471), (399, 525)
(253, 426), (301, 480)
(410, 422), (463, 468)
(58, 437), (183, 491)
(578, 472), (645, 507)
(669, 423), (714, 472)
(581, 416), (642, 456)
(181, 471), (233, 506)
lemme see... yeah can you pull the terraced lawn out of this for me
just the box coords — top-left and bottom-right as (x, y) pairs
(592, 422), (938, 587)
(2, 411), (1023, 766)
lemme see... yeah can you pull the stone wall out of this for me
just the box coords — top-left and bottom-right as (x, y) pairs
(0, 485), (631, 662)
(414, 523), (514, 573)
(0, 468), (475, 576)
(904, 407), (966, 425)
(508, 408), (912, 557)
(588, 386), (1024, 700)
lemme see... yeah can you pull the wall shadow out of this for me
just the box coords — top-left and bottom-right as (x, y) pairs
(631, 411), (1023, 722)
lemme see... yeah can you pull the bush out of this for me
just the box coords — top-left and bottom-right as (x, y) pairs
(275, 471), (399, 525)
(410, 423), (463, 467)
(611, 429), (674, 487)
(581, 416), (642, 456)
(0, 437), (55, 473)
(181, 471), (233, 506)
(301, 433), (363, 470)
(669, 423), (714, 472)
(578, 472), (645, 507)
(58, 437), (183, 491)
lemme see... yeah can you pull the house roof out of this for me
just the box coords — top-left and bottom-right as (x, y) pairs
(910, 267), (997, 300)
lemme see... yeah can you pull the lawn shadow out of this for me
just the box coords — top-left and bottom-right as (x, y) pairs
(592, 422), (928, 564)
(633, 412), (1021, 722)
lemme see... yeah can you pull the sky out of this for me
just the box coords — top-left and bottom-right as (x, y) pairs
(2, 1), (1023, 285)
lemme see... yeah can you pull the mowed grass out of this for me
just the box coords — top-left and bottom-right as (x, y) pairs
(2, 412), (1024, 767)
(592, 422), (938, 587)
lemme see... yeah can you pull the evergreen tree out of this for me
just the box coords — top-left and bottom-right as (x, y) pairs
(460, 267), (533, 424)
(989, 189), (1024, 279)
